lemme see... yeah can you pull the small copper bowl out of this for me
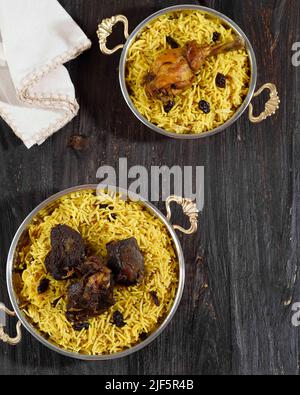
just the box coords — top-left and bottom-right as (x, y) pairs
(0, 185), (198, 360)
(97, 5), (280, 139)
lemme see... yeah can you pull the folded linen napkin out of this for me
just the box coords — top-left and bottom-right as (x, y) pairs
(0, 0), (91, 148)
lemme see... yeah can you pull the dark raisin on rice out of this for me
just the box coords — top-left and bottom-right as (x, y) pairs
(139, 332), (148, 341)
(212, 32), (221, 42)
(150, 291), (160, 306)
(166, 36), (179, 49)
(216, 73), (227, 88)
(37, 278), (50, 294)
(198, 100), (211, 114)
(164, 100), (175, 113)
(73, 322), (90, 331)
(112, 311), (126, 328)
(108, 213), (117, 222)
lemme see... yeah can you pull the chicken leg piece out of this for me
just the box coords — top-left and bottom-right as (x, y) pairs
(145, 37), (245, 102)
(186, 37), (245, 72)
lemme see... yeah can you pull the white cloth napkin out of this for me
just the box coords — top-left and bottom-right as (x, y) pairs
(0, 0), (91, 148)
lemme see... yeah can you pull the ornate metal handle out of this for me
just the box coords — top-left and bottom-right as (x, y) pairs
(0, 303), (22, 346)
(166, 196), (199, 235)
(97, 15), (129, 55)
(249, 83), (280, 123)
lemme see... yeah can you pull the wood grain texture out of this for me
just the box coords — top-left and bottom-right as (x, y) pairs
(0, 0), (299, 375)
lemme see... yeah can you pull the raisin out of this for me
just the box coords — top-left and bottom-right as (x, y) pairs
(73, 322), (89, 331)
(216, 73), (226, 88)
(139, 332), (148, 341)
(37, 278), (50, 294)
(150, 291), (160, 306)
(166, 36), (179, 49)
(164, 100), (175, 113)
(108, 213), (117, 222)
(212, 32), (221, 42)
(112, 311), (126, 328)
(198, 100), (211, 114)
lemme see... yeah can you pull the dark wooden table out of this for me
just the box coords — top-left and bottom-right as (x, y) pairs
(0, 0), (299, 375)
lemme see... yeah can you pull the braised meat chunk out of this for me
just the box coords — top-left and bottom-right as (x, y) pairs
(106, 238), (144, 285)
(76, 255), (106, 276)
(67, 261), (115, 322)
(45, 225), (86, 280)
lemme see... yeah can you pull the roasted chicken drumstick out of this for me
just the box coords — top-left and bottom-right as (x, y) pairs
(145, 37), (245, 102)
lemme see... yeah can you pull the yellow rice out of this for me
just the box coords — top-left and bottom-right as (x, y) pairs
(17, 190), (178, 355)
(126, 10), (250, 134)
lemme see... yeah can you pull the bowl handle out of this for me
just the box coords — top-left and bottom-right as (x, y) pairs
(248, 83), (280, 123)
(166, 196), (199, 235)
(0, 303), (22, 346)
(97, 15), (129, 55)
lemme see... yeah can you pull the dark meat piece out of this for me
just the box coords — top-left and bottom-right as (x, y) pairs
(76, 255), (106, 276)
(37, 278), (50, 294)
(45, 225), (86, 280)
(67, 261), (115, 322)
(106, 238), (144, 285)
(112, 311), (126, 328)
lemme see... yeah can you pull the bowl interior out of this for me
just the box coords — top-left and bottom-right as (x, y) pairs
(119, 4), (257, 139)
(7, 185), (185, 360)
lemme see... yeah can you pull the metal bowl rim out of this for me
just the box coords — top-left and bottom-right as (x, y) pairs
(119, 4), (258, 139)
(6, 184), (185, 361)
